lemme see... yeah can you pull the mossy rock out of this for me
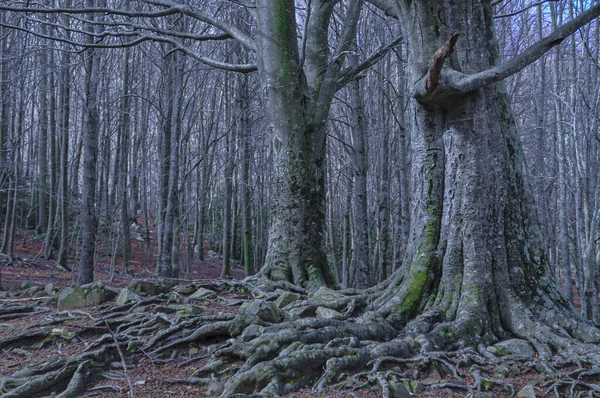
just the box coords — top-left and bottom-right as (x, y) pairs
(309, 286), (345, 303)
(172, 284), (196, 295)
(57, 283), (108, 309)
(188, 287), (218, 300)
(116, 289), (141, 306)
(240, 300), (280, 323)
(20, 286), (42, 298)
(273, 290), (301, 309)
(241, 324), (265, 342)
(516, 384), (536, 398)
(127, 279), (169, 297)
(33, 290), (49, 298)
(487, 338), (536, 357)
(44, 283), (57, 295)
(289, 305), (317, 318)
(315, 307), (343, 320)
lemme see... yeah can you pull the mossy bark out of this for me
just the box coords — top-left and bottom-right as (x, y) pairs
(252, 0), (356, 290)
(370, 0), (600, 353)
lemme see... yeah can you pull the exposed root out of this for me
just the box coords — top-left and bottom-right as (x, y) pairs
(2, 279), (600, 397)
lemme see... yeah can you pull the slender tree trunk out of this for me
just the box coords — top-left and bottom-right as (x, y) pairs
(78, 3), (101, 285)
(158, 49), (184, 281)
(239, 74), (254, 276)
(221, 83), (234, 278)
(349, 73), (371, 288)
(119, 49), (132, 270)
(57, 43), (72, 269)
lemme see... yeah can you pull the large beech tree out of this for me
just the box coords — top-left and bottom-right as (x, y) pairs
(363, 0), (600, 351)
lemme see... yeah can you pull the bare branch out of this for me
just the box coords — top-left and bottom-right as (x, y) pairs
(452, 2), (600, 93)
(0, 1), (257, 52)
(426, 33), (459, 92)
(141, 0), (256, 51)
(336, 34), (402, 90)
(413, 2), (600, 100)
(494, 0), (558, 19)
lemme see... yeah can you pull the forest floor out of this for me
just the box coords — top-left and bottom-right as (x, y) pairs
(0, 227), (582, 397)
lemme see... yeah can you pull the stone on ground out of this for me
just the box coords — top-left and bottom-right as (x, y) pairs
(315, 306), (343, 320)
(127, 279), (169, 297)
(272, 289), (301, 308)
(240, 299), (280, 323)
(309, 286), (346, 303)
(516, 384), (536, 398)
(189, 287), (218, 300)
(116, 288), (141, 306)
(57, 283), (108, 309)
(487, 338), (536, 357)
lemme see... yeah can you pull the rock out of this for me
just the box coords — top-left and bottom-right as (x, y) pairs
(44, 283), (57, 295)
(516, 384), (536, 398)
(315, 307), (344, 320)
(188, 347), (199, 356)
(488, 338), (536, 357)
(207, 379), (225, 396)
(127, 279), (168, 297)
(57, 283), (108, 309)
(33, 290), (49, 298)
(289, 305), (317, 318)
(103, 285), (121, 300)
(173, 284), (196, 295)
(273, 290), (301, 309)
(241, 324), (264, 342)
(282, 311), (300, 322)
(389, 382), (411, 398)
(116, 289), (141, 306)
(189, 287), (218, 300)
(240, 300), (280, 323)
(309, 286), (345, 303)
(20, 286), (42, 297)
(492, 362), (519, 378)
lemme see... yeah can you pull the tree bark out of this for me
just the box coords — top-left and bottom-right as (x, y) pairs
(78, 2), (100, 285)
(251, 0), (361, 290)
(368, 0), (600, 352)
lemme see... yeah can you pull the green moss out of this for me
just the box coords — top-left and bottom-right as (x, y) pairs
(481, 378), (493, 391)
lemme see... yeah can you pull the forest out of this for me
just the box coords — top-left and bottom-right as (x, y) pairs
(0, 0), (600, 397)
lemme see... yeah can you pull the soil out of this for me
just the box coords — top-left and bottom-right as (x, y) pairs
(0, 227), (584, 397)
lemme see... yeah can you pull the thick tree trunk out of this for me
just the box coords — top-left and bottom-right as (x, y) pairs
(251, 0), (346, 290)
(371, 0), (600, 353)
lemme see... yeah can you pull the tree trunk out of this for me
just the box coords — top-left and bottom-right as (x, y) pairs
(118, 48), (132, 270)
(157, 48), (184, 281)
(78, 3), (100, 285)
(251, 0), (361, 290)
(239, 73), (254, 277)
(349, 73), (371, 288)
(370, 0), (600, 353)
